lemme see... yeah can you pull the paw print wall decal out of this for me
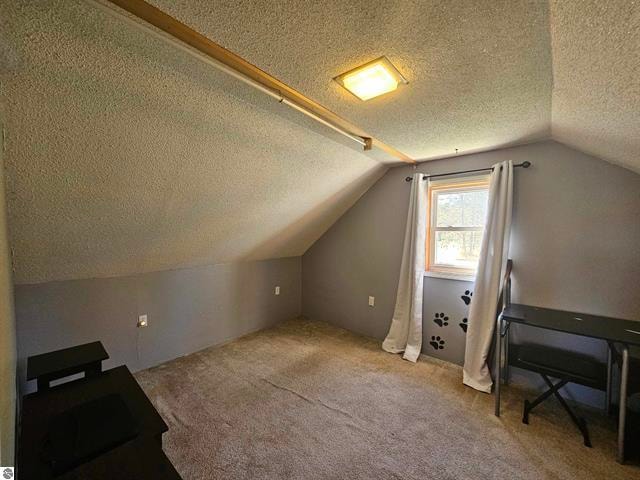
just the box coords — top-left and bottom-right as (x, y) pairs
(433, 312), (449, 327)
(430, 336), (445, 350)
(459, 318), (468, 333)
(461, 290), (473, 305)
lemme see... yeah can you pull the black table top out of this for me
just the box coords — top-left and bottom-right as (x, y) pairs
(502, 304), (640, 346)
(20, 366), (168, 479)
(27, 341), (109, 380)
(57, 437), (182, 480)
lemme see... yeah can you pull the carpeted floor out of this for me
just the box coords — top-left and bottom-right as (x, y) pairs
(135, 318), (638, 479)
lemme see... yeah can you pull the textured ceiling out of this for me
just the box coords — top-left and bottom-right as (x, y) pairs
(0, 0), (638, 284)
(0, 0), (386, 284)
(150, 0), (554, 161)
(549, 0), (640, 173)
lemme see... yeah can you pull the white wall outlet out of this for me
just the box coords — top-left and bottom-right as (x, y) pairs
(275, 286), (280, 295)
(368, 296), (375, 307)
(137, 314), (148, 328)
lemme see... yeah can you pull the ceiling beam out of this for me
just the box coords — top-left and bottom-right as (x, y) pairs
(101, 0), (415, 163)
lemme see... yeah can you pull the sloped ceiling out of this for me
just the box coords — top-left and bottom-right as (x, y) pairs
(0, 1), (638, 284)
(151, 0), (639, 170)
(0, 0), (387, 284)
(549, 0), (640, 173)
(151, 0), (554, 160)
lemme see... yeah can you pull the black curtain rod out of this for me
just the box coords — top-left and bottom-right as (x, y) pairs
(405, 161), (531, 182)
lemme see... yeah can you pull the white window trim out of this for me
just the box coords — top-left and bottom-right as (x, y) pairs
(425, 175), (489, 279)
(424, 270), (476, 282)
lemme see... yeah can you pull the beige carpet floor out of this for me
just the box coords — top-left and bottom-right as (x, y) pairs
(135, 318), (639, 479)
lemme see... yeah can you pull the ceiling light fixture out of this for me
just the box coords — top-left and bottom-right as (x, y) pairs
(334, 56), (408, 101)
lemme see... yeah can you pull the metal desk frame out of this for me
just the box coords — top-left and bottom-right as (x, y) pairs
(494, 279), (633, 463)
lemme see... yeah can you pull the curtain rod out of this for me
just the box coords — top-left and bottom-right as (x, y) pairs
(404, 161), (531, 182)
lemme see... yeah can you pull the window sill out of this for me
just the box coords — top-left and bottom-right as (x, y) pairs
(424, 270), (475, 282)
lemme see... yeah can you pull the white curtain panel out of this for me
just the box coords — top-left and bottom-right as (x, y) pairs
(382, 173), (427, 362)
(463, 160), (514, 392)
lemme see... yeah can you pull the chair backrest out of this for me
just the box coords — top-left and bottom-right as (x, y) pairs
(497, 259), (513, 314)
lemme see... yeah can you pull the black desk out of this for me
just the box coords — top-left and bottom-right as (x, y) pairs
(19, 366), (169, 479)
(495, 304), (640, 463)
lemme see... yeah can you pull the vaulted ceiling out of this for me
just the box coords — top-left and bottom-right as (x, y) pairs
(152, 0), (554, 160)
(0, 0), (638, 284)
(549, 0), (639, 172)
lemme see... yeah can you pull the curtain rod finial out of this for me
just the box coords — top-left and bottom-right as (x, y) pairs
(522, 161), (531, 168)
(405, 176), (413, 182)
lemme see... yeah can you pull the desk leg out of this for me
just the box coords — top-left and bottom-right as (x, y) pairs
(503, 323), (510, 385)
(617, 346), (629, 463)
(606, 345), (613, 415)
(494, 314), (503, 417)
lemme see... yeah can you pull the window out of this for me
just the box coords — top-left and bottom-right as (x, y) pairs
(426, 176), (489, 279)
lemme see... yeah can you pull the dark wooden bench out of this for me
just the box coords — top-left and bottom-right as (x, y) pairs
(21, 342), (181, 479)
(56, 436), (182, 480)
(20, 365), (172, 479)
(510, 343), (607, 447)
(26, 341), (109, 392)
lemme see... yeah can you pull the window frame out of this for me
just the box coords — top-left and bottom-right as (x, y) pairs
(425, 175), (490, 280)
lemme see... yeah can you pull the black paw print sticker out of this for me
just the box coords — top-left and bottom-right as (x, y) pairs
(430, 336), (445, 350)
(433, 312), (448, 327)
(461, 290), (473, 305)
(459, 318), (468, 333)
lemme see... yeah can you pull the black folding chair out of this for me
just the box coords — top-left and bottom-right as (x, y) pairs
(510, 343), (607, 447)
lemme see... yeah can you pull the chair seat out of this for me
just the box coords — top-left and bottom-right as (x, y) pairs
(509, 344), (607, 391)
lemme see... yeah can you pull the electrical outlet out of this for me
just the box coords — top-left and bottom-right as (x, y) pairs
(137, 314), (148, 328)
(275, 286), (280, 295)
(368, 296), (375, 307)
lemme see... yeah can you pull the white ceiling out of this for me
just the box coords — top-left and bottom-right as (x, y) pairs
(0, 0), (638, 284)
(152, 0), (639, 171)
(549, 0), (640, 173)
(152, 0), (554, 161)
(0, 0), (386, 284)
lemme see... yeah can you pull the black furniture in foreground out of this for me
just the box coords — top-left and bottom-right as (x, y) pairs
(56, 437), (181, 480)
(26, 341), (108, 392)
(495, 303), (640, 463)
(510, 343), (607, 447)
(20, 342), (180, 479)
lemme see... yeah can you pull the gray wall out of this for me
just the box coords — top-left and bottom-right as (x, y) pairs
(302, 140), (640, 405)
(0, 118), (16, 465)
(16, 257), (301, 394)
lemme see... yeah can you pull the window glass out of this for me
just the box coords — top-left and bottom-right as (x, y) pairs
(427, 177), (489, 277)
(435, 190), (488, 228)
(434, 230), (485, 269)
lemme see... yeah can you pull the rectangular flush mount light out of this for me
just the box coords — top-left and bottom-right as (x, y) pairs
(334, 56), (408, 101)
